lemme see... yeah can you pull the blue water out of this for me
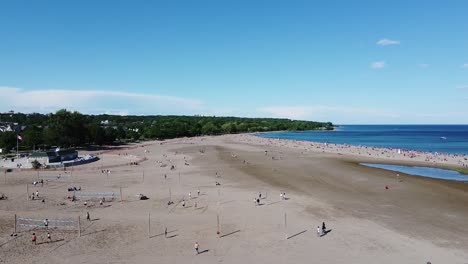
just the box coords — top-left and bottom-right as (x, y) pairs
(258, 125), (468, 155)
(361, 163), (468, 182)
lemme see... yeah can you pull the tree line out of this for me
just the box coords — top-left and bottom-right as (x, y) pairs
(0, 109), (333, 153)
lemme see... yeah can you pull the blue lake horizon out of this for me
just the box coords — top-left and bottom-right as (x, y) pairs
(258, 125), (468, 155)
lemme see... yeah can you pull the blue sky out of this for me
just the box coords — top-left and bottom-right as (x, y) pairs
(0, 0), (467, 124)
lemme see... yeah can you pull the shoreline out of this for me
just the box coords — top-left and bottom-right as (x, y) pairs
(240, 133), (468, 174)
(257, 130), (468, 156)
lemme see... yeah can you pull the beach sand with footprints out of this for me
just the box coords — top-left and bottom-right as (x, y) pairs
(1, 134), (468, 264)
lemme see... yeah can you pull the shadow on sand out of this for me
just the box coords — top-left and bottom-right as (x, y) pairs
(320, 229), (332, 237)
(219, 230), (241, 238)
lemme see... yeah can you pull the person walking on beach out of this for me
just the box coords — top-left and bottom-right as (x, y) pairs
(182, 199), (185, 207)
(197, 189), (200, 197)
(164, 227), (168, 238)
(317, 226), (321, 237)
(86, 212), (91, 221)
(44, 219), (49, 229)
(194, 242), (200, 254)
(47, 232), (51, 242)
(280, 192), (283, 200)
(322, 222), (326, 234)
(31, 233), (37, 245)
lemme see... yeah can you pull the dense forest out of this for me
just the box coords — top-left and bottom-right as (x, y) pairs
(0, 109), (333, 153)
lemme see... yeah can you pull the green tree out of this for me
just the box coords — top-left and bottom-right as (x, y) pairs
(202, 122), (218, 135)
(44, 109), (87, 147)
(22, 126), (44, 150)
(0, 132), (16, 154)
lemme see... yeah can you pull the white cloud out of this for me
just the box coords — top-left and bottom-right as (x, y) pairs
(418, 63), (430, 68)
(257, 106), (399, 121)
(456, 85), (468, 89)
(0, 87), (203, 115)
(377, 39), (400, 46)
(257, 105), (468, 124)
(371, 61), (385, 69)
(257, 106), (311, 120)
(462, 63), (468, 68)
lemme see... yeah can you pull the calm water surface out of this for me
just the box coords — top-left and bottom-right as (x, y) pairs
(259, 125), (468, 155)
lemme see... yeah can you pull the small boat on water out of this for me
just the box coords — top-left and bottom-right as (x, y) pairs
(440, 136), (447, 140)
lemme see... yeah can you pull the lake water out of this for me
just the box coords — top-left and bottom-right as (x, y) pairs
(259, 125), (468, 155)
(360, 163), (468, 182)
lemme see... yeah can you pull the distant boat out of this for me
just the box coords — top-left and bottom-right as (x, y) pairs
(440, 137), (447, 140)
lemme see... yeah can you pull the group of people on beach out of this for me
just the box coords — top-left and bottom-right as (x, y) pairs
(31, 232), (51, 245)
(317, 222), (327, 237)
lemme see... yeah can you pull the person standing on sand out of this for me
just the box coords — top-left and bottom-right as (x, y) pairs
(86, 212), (90, 221)
(165, 227), (168, 238)
(182, 200), (185, 207)
(194, 242), (199, 254)
(47, 232), (51, 242)
(31, 233), (37, 245)
(317, 226), (321, 237)
(322, 222), (326, 234)
(197, 189), (200, 197)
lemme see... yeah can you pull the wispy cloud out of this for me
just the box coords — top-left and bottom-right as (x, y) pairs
(456, 85), (468, 89)
(377, 38), (400, 46)
(462, 63), (468, 68)
(418, 63), (430, 68)
(257, 106), (399, 121)
(0, 87), (203, 115)
(371, 61), (385, 69)
(257, 105), (468, 124)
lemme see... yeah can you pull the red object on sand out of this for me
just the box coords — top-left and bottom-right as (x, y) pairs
(385, 185), (389, 190)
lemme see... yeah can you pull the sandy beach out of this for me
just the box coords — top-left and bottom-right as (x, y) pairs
(1, 134), (467, 264)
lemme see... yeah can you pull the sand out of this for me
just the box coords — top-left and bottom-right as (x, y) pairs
(1, 134), (467, 264)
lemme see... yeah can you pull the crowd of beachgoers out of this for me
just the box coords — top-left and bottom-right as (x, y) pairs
(232, 134), (468, 168)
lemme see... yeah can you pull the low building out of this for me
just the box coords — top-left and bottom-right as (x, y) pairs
(30, 149), (78, 163)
